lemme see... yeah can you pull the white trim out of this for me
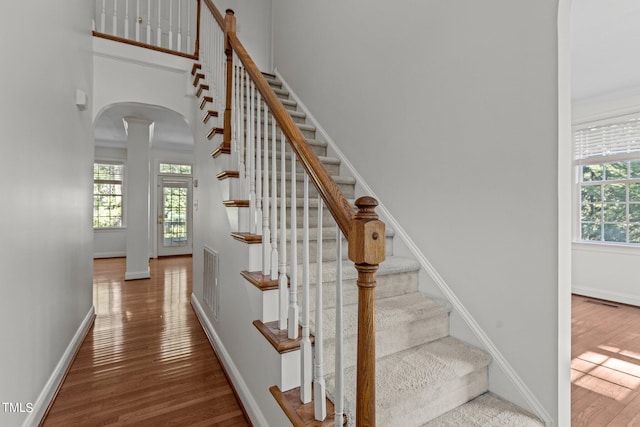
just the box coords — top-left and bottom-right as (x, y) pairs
(94, 251), (127, 259)
(573, 241), (640, 256)
(125, 269), (151, 280)
(572, 286), (640, 308)
(190, 294), (269, 427)
(25, 307), (95, 427)
(275, 69), (553, 426)
(558, 0), (574, 424)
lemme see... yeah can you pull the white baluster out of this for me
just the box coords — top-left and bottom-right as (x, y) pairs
(255, 91), (263, 238)
(239, 67), (247, 204)
(279, 130), (288, 330)
(101, 0), (106, 33)
(187, 0), (192, 53)
(334, 226), (344, 427)
(177, 0), (182, 52)
(300, 173), (312, 404)
(288, 151), (299, 339)
(156, 0), (162, 46)
(242, 69), (250, 207)
(248, 81), (256, 235)
(168, 0), (174, 50)
(271, 114), (279, 281)
(230, 62), (238, 174)
(314, 197), (326, 420)
(135, 0), (140, 41)
(262, 103), (271, 275)
(146, 0), (151, 43)
(124, 0), (129, 39)
(112, 0), (118, 36)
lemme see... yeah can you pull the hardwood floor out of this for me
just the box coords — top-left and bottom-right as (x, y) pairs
(42, 256), (251, 427)
(572, 294), (640, 426)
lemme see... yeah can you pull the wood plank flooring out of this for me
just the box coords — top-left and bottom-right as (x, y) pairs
(42, 256), (251, 427)
(572, 294), (640, 426)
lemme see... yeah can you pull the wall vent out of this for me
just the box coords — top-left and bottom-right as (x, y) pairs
(203, 246), (219, 320)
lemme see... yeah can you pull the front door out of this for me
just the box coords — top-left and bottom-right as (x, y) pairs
(157, 177), (192, 256)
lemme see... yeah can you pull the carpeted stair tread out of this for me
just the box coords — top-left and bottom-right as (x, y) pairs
(327, 336), (491, 426)
(421, 392), (544, 427)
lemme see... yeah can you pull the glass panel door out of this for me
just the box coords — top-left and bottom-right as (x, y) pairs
(158, 177), (192, 256)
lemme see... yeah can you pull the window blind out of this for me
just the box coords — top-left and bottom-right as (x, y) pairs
(574, 114), (640, 164)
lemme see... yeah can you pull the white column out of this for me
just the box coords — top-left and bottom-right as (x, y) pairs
(124, 117), (153, 280)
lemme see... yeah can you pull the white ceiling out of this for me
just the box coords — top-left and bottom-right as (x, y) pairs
(571, 0), (640, 103)
(94, 102), (194, 150)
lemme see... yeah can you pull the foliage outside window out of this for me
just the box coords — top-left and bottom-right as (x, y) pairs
(580, 161), (640, 243)
(93, 163), (124, 228)
(159, 163), (192, 175)
(575, 114), (640, 245)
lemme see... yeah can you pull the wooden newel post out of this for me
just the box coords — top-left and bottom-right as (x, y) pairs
(348, 196), (385, 427)
(222, 9), (235, 154)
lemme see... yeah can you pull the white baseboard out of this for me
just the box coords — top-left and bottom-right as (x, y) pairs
(573, 286), (640, 307)
(25, 306), (95, 427)
(190, 294), (269, 427)
(93, 251), (126, 259)
(274, 69), (553, 426)
(124, 269), (151, 280)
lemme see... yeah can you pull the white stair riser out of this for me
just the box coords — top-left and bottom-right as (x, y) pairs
(319, 310), (450, 377)
(301, 270), (418, 310)
(284, 231), (392, 263)
(259, 157), (340, 176)
(377, 368), (489, 426)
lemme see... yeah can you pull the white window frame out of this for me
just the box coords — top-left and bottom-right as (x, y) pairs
(93, 161), (125, 229)
(574, 112), (640, 246)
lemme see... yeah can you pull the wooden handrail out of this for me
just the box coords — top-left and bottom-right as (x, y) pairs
(93, 31), (199, 60)
(200, 3), (385, 426)
(202, 0), (225, 29)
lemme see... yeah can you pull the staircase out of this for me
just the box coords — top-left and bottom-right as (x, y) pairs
(196, 59), (545, 426)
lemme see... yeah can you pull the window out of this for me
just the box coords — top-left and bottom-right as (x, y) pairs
(159, 163), (192, 175)
(93, 162), (124, 228)
(575, 114), (640, 244)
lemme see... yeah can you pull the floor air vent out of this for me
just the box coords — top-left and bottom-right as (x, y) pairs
(203, 246), (219, 320)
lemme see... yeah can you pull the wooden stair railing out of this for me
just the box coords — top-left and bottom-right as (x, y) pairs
(93, 0), (202, 60)
(201, 2), (386, 426)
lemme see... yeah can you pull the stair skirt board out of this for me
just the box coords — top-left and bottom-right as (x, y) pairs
(273, 68), (552, 426)
(191, 294), (269, 427)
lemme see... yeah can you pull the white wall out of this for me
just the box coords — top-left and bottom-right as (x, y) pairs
(212, 0), (272, 71)
(0, 2), (95, 426)
(93, 37), (194, 122)
(272, 0), (559, 423)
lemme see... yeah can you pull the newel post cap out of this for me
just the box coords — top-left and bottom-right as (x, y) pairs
(348, 196), (386, 265)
